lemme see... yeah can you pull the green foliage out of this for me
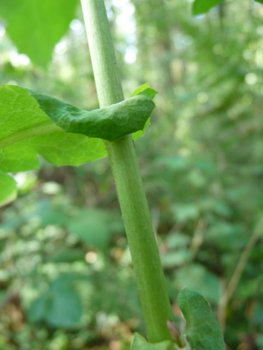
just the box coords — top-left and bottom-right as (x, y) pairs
(0, 0), (78, 68)
(130, 333), (173, 350)
(28, 275), (82, 328)
(1, 0), (263, 348)
(177, 288), (225, 350)
(0, 83), (156, 205)
(0, 85), (107, 172)
(0, 172), (17, 205)
(68, 209), (124, 250)
(33, 199), (124, 251)
(28, 88), (155, 142)
(175, 264), (220, 304)
(192, 0), (225, 15)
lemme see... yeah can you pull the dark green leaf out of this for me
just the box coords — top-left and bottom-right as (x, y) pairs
(28, 88), (155, 142)
(28, 293), (50, 323)
(192, 0), (225, 15)
(45, 289), (82, 328)
(177, 288), (225, 350)
(29, 276), (82, 328)
(0, 0), (78, 68)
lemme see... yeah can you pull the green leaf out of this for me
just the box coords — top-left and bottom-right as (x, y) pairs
(131, 83), (157, 140)
(192, 0), (225, 15)
(175, 264), (220, 304)
(28, 88), (155, 142)
(28, 276), (82, 328)
(177, 288), (225, 350)
(0, 84), (155, 173)
(45, 289), (82, 328)
(28, 293), (50, 323)
(255, 0), (263, 3)
(130, 333), (174, 350)
(0, 172), (17, 206)
(130, 83), (158, 100)
(0, 0), (78, 68)
(68, 209), (123, 250)
(0, 85), (106, 172)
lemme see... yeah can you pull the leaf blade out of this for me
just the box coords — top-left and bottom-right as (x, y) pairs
(192, 0), (225, 15)
(0, 0), (78, 68)
(27, 88), (155, 142)
(177, 288), (225, 350)
(0, 84), (156, 173)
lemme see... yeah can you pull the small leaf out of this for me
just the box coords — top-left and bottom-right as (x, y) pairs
(130, 333), (174, 350)
(0, 172), (17, 206)
(130, 83), (158, 139)
(131, 83), (158, 100)
(177, 288), (225, 350)
(255, 0), (263, 3)
(192, 0), (225, 15)
(0, 0), (78, 68)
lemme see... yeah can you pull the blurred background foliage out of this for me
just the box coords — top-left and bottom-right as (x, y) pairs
(0, 0), (263, 349)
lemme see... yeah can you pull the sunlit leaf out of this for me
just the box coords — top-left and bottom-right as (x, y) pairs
(0, 84), (155, 174)
(0, 0), (78, 68)
(0, 172), (17, 206)
(131, 83), (158, 140)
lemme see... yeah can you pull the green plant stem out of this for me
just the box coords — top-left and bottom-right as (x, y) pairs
(80, 0), (174, 342)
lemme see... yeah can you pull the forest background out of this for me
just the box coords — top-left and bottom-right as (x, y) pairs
(0, 0), (263, 349)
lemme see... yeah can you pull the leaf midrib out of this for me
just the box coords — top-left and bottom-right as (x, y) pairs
(0, 121), (63, 149)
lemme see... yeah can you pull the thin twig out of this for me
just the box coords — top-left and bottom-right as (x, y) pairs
(218, 217), (263, 332)
(188, 218), (206, 262)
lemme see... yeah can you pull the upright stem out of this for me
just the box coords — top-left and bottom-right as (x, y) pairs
(80, 0), (173, 342)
